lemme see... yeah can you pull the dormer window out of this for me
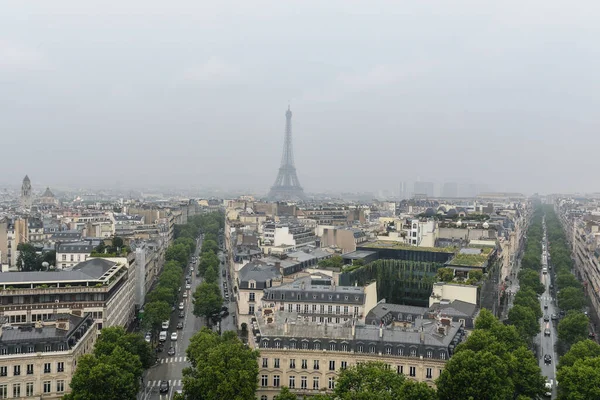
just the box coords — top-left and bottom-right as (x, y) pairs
(249, 281), (255, 289)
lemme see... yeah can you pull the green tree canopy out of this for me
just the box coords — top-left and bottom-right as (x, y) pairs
(318, 255), (344, 270)
(557, 287), (586, 312)
(558, 339), (600, 369)
(508, 304), (540, 341)
(558, 311), (589, 347)
(192, 282), (223, 322)
(557, 356), (600, 400)
(436, 267), (455, 282)
(146, 286), (176, 305)
(143, 300), (171, 334)
(16, 243), (41, 271)
(556, 273), (582, 290)
(273, 387), (297, 400)
(183, 329), (259, 400)
(204, 265), (218, 284)
(517, 269), (545, 295)
(513, 288), (543, 319)
(94, 326), (154, 370)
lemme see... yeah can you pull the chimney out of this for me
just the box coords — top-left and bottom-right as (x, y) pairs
(420, 327), (425, 344)
(284, 318), (288, 334)
(379, 322), (383, 338)
(35, 320), (43, 329)
(351, 320), (356, 338)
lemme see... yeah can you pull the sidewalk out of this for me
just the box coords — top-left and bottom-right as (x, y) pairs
(501, 260), (521, 320)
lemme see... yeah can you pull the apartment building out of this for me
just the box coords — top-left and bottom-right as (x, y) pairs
(55, 242), (96, 269)
(252, 309), (464, 399)
(0, 257), (136, 330)
(262, 221), (316, 252)
(236, 261), (282, 330)
(261, 275), (378, 325)
(320, 227), (367, 253)
(0, 313), (96, 399)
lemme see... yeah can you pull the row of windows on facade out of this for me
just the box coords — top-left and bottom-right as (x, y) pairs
(259, 365), (441, 392)
(0, 380), (65, 398)
(0, 362), (65, 377)
(260, 341), (448, 359)
(61, 254), (88, 262)
(7, 312), (103, 324)
(261, 358), (443, 373)
(3, 294), (105, 305)
(260, 291), (362, 302)
(0, 342), (70, 354)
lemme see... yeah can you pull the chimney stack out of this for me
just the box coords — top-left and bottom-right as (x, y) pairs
(284, 318), (288, 334)
(420, 327), (425, 344)
(379, 322), (383, 338)
(351, 320), (356, 338)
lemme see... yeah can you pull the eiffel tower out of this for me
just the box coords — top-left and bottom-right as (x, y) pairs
(268, 106), (306, 201)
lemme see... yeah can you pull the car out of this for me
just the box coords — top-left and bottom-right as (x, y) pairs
(159, 380), (169, 393)
(159, 331), (167, 342)
(168, 346), (176, 356)
(162, 320), (170, 330)
(544, 354), (552, 364)
(550, 284), (554, 290)
(144, 332), (151, 343)
(171, 306), (176, 313)
(544, 303), (548, 309)
(171, 332), (178, 341)
(543, 315), (550, 322)
(177, 322), (183, 329)
(179, 311), (185, 318)
(221, 306), (228, 312)
(186, 278), (191, 284)
(179, 302), (184, 310)
(220, 309), (229, 318)
(590, 332), (596, 338)
(560, 310), (565, 316)
(183, 292), (188, 298)
(186, 284), (191, 290)
(551, 314), (558, 320)
(178, 286), (181, 292)
(544, 328), (551, 336)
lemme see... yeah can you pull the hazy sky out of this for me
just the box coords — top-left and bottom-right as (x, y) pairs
(2, 1), (600, 195)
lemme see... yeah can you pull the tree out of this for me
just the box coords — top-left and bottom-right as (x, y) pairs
(398, 380), (437, 400)
(508, 305), (539, 340)
(558, 287), (585, 312)
(513, 288), (543, 319)
(143, 301), (171, 335)
(273, 387), (297, 400)
(16, 243), (40, 271)
(166, 243), (190, 265)
(146, 286), (176, 306)
(333, 361), (406, 399)
(436, 350), (513, 400)
(64, 352), (140, 400)
(474, 308), (500, 331)
(201, 239), (219, 255)
(558, 339), (600, 369)
(94, 326), (154, 370)
(41, 250), (56, 268)
(468, 269), (483, 282)
(436, 268), (454, 282)
(204, 265), (218, 284)
(183, 329), (259, 400)
(509, 346), (546, 399)
(556, 273), (582, 290)
(192, 282), (223, 322)
(558, 311), (589, 346)
(518, 269), (545, 295)
(557, 356), (600, 400)
(198, 252), (219, 276)
(318, 255), (344, 270)
(112, 236), (124, 251)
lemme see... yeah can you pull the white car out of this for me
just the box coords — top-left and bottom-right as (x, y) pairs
(162, 320), (169, 330)
(159, 331), (167, 342)
(178, 302), (184, 310)
(186, 284), (191, 290)
(183, 292), (188, 298)
(144, 332), (151, 343)
(170, 332), (178, 341)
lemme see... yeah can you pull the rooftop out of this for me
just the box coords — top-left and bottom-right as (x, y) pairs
(361, 241), (455, 253)
(0, 258), (120, 285)
(268, 275), (363, 294)
(238, 261), (281, 283)
(1, 314), (89, 343)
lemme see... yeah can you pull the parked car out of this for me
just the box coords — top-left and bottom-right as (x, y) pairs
(183, 292), (188, 298)
(159, 381), (169, 393)
(186, 284), (191, 290)
(162, 320), (169, 330)
(144, 332), (151, 343)
(179, 302), (184, 310)
(551, 314), (558, 321)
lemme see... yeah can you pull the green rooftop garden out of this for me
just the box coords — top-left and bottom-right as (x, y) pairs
(361, 241), (455, 253)
(448, 250), (492, 267)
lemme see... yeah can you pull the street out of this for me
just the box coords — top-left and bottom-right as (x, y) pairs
(140, 235), (237, 400)
(535, 217), (557, 398)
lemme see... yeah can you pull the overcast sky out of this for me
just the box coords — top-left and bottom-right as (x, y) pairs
(2, 1), (600, 195)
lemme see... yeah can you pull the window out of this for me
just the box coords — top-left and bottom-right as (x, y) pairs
(304, 304), (309, 313)
(320, 305), (325, 313)
(249, 305), (255, 315)
(0, 349), (6, 356)
(11, 384), (19, 399)
(43, 381), (51, 394)
(249, 282), (255, 289)
(354, 306), (359, 315)
(70, 254), (74, 261)
(312, 304), (317, 312)
(301, 342), (308, 350)
(409, 367), (416, 377)
(398, 347), (404, 356)
(426, 368), (433, 379)
(329, 342), (335, 351)
(341, 361), (347, 370)
(26, 364), (33, 375)
(328, 377), (335, 390)
(249, 293), (255, 302)
(0, 385), (6, 399)
(290, 341), (296, 349)
(300, 376), (307, 389)
(426, 350), (432, 358)
(289, 359), (296, 369)
(301, 359), (307, 369)
(27, 345), (34, 353)
(407, 314), (412, 322)
(335, 305), (340, 314)
(314, 342), (320, 350)
(274, 358), (280, 368)
(397, 365), (404, 374)
(44, 363), (51, 373)
(357, 345), (363, 353)
(62, 254), (66, 261)
(289, 376), (295, 389)
(327, 305), (332, 314)
(288, 304), (293, 312)
(313, 376), (319, 389)
(385, 346), (392, 355)
(296, 304), (301, 312)
(313, 360), (319, 370)
(261, 375), (268, 387)
(57, 362), (64, 372)
(0, 367), (5, 377)
(440, 352), (446, 360)
(343, 306), (348, 315)
(369, 345), (376, 354)
(410, 349), (416, 357)
(45, 345), (52, 352)
(261, 396), (267, 400)
(262, 358), (268, 368)
(26, 383), (33, 397)
(14, 347), (21, 354)
(439, 369), (443, 377)
(13, 365), (20, 376)
(341, 343), (348, 352)
(329, 360), (335, 371)
(273, 375), (280, 388)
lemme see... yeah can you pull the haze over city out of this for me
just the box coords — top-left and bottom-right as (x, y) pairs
(3, 0), (600, 195)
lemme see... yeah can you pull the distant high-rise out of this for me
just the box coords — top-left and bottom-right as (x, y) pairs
(268, 106), (306, 201)
(21, 175), (32, 209)
(413, 181), (434, 198)
(442, 182), (459, 198)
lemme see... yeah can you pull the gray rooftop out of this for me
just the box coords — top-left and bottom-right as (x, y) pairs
(429, 300), (479, 318)
(342, 250), (377, 260)
(269, 275), (363, 294)
(0, 258), (117, 284)
(366, 303), (429, 322)
(238, 261), (281, 283)
(57, 242), (95, 254)
(1, 314), (92, 345)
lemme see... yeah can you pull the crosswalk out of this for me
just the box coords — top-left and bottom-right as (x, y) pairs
(160, 356), (188, 364)
(540, 296), (553, 302)
(147, 379), (182, 388)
